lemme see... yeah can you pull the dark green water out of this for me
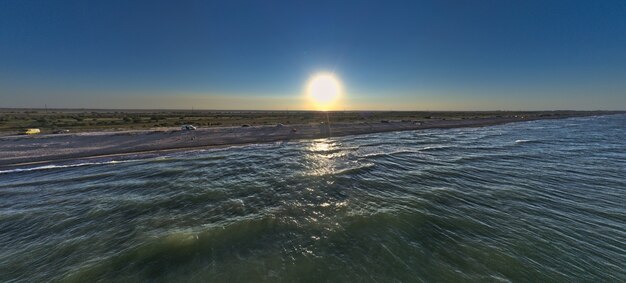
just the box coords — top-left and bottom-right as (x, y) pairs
(1, 115), (625, 282)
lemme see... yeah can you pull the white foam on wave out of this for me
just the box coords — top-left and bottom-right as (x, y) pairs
(515, 139), (531, 143)
(419, 145), (454, 151)
(0, 160), (132, 174)
(333, 162), (376, 175)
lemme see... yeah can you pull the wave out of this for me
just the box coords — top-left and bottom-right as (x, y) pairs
(0, 160), (132, 174)
(304, 146), (360, 154)
(360, 149), (416, 158)
(334, 163), (375, 175)
(357, 144), (456, 159)
(419, 145), (455, 151)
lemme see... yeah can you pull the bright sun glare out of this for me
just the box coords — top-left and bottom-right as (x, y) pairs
(306, 73), (342, 111)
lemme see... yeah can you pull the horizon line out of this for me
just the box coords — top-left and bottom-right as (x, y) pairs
(1, 107), (624, 113)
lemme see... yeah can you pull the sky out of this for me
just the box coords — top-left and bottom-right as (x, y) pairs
(1, 0), (625, 110)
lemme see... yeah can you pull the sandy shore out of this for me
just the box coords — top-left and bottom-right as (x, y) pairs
(0, 113), (611, 168)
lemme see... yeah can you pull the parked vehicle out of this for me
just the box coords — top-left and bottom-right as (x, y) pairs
(21, 128), (41, 135)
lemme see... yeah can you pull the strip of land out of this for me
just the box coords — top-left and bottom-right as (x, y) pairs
(0, 110), (620, 168)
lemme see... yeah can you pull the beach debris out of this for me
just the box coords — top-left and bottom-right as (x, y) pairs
(276, 123), (284, 127)
(291, 128), (298, 132)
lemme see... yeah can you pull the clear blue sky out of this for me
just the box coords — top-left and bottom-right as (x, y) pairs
(1, 0), (625, 110)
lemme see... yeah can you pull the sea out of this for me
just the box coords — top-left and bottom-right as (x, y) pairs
(1, 114), (624, 282)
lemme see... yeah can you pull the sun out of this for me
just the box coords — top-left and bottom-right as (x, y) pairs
(306, 73), (343, 110)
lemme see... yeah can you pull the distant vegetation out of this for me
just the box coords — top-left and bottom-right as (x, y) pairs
(0, 109), (614, 135)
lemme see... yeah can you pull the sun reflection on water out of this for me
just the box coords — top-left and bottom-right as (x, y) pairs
(303, 138), (339, 176)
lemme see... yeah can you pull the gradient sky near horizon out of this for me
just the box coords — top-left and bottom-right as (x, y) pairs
(1, 0), (625, 110)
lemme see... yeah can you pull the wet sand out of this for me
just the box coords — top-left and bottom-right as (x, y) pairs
(0, 114), (608, 168)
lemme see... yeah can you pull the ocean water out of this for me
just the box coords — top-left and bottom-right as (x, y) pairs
(0, 115), (624, 282)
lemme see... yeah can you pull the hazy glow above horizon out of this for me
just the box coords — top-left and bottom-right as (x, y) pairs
(306, 73), (343, 111)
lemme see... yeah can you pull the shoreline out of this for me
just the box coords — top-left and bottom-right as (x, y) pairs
(0, 112), (619, 169)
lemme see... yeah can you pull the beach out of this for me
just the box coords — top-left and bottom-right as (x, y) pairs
(0, 112), (614, 168)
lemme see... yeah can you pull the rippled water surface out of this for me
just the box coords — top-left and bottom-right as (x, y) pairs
(1, 115), (625, 282)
